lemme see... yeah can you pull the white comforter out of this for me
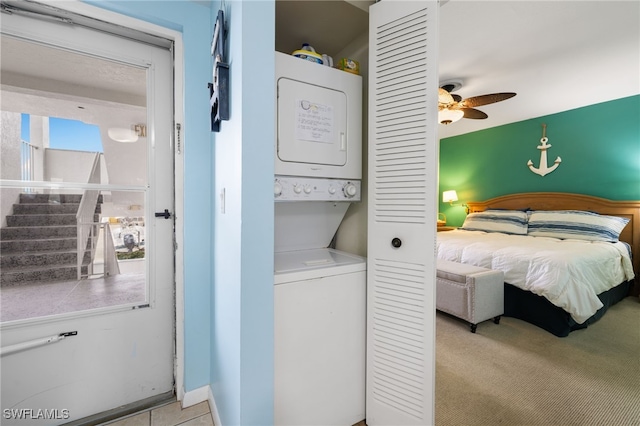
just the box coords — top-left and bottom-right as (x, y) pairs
(437, 230), (635, 324)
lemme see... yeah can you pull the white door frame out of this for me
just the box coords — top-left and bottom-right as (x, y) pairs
(48, 0), (187, 403)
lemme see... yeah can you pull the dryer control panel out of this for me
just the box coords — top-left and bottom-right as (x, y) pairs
(275, 175), (361, 202)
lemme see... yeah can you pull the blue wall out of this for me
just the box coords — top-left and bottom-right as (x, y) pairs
(211, 1), (275, 425)
(439, 96), (640, 225)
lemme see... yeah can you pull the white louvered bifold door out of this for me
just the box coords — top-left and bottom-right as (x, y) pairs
(367, 1), (439, 425)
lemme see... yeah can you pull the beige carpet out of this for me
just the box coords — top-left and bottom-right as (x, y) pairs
(436, 296), (640, 426)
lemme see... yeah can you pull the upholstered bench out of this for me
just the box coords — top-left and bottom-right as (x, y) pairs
(436, 259), (504, 333)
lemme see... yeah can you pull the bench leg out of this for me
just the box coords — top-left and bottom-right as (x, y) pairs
(470, 323), (477, 333)
(494, 316), (501, 324)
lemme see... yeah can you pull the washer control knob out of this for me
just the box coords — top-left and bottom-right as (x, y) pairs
(328, 186), (336, 195)
(274, 181), (282, 197)
(293, 184), (302, 194)
(303, 185), (312, 194)
(343, 183), (357, 198)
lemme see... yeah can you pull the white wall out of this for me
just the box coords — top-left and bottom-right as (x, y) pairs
(0, 111), (22, 227)
(44, 148), (97, 183)
(29, 115), (48, 182)
(334, 31), (369, 257)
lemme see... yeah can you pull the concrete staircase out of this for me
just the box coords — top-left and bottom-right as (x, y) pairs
(1, 193), (102, 286)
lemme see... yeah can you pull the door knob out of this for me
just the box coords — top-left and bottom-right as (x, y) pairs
(391, 238), (402, 248)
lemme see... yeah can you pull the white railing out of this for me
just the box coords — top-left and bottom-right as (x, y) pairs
(76, 153), (102, 279)
(103, 222), (120, 277)
(20, 140), (37, 190)
(76, 221), (120, 278)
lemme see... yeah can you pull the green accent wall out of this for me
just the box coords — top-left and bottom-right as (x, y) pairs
(439, 95), (640, 226)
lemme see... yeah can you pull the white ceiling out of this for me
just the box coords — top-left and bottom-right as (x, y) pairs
(0, 36), (146, 126)
(2, 0), (638, 141)
(277, 0), (640, 139)
(437, 0), (640, 139)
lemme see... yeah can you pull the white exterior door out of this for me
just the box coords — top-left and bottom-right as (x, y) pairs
(0, 5), (175, 424)
(367, 1), (439, 424)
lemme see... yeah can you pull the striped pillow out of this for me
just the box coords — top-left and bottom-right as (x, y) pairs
(528, 210), (629, 242)
(461, 210), (528, 235)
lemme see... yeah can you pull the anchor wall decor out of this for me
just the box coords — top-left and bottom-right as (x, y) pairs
(527, 123), (561, 177)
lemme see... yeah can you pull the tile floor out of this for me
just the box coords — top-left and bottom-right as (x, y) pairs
(102, 401), (214, 426)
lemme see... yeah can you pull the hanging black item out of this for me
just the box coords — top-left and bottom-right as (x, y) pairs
(210, 9), (229, 132)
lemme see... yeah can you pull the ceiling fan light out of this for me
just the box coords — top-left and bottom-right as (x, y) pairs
(438, 108), (464, 125)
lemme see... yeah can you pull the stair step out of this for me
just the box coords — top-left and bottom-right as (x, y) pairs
(6, 214), (99, 227)
(19, 193), (83, 204)
(12, 203), (81, 215)
(1, 192), (105, 286)
(1, 237), (78, 252)
(0, 225), (78, 239)
(1, 264), (89, 286)
(18, 193), (104, 204)
(1, 249), (91, 269)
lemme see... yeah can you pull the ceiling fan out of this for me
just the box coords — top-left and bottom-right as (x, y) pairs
(438, 82), (516, 125)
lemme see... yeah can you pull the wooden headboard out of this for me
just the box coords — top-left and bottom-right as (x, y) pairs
(466, 192), (640, 294)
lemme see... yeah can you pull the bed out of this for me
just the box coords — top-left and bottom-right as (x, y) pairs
(436, 192), (640, 337)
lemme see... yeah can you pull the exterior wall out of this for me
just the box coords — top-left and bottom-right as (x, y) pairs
(44, 148), (97, 183)
(439, 95), (640, 226)
(29, 115), (48, 182)
(1, 111), (22, 227)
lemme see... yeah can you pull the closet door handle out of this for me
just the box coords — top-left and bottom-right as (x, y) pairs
(391, 238), (402, 248)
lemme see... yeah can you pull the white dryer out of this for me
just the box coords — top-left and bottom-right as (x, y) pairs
(275, 51), (362, 179)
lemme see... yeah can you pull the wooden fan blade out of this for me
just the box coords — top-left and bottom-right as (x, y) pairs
(438, 88), (455, 105)
(462, 92), (516, 108)
(462, 108), (488, 119)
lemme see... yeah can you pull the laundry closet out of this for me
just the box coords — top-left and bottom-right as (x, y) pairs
(273, 2), (439, 425)
(273, 2), (370, 425)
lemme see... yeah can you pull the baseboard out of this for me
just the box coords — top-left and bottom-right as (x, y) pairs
(181, 385), (209, 409)
(180, 385), (221, 425)
(208, 387), (223, 426)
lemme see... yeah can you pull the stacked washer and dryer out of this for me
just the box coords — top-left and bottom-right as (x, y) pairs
(273, 51), (365, 425)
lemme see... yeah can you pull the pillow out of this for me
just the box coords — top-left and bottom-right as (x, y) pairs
(460, 210), (529, 235)
(527, 210), (629, 242)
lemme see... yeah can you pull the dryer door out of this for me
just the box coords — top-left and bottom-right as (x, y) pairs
(277, 78), (347, 166)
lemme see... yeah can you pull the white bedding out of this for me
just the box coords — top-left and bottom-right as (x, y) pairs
(436, 230), (635, 324)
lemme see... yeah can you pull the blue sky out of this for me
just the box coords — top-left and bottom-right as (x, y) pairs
(21, 114), (103, 152)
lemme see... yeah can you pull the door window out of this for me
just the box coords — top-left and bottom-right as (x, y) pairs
(0, 36), (150, 322)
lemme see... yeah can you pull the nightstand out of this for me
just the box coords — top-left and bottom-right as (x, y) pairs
(437, 226), (457, 232)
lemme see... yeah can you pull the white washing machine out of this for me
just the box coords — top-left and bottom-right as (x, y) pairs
(273, 177), (366, 426)
(274, 247), (365, 426)
(273, 52), (365, 425)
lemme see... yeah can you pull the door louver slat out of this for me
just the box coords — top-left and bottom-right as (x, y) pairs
(368, 1), (438, 424)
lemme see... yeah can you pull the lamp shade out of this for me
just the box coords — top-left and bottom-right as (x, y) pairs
(442, 190), (458, 204)
(438, 108), (464, 125)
